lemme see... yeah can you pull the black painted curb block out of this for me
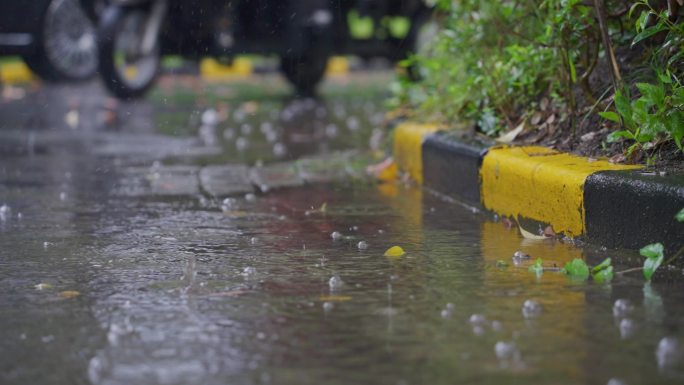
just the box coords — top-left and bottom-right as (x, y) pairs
(408, 127), (684, 253)
(585, 171), (684, 254)
(422, 131), (491, 207)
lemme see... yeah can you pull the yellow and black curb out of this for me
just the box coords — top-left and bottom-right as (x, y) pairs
(392, 122), (684, 253)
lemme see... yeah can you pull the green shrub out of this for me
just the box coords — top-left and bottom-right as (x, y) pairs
(396, 0), (684, 156)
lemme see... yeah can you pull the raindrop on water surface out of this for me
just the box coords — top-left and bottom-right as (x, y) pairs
(522, 299), (542, 319)
(329, 275), (344, 291)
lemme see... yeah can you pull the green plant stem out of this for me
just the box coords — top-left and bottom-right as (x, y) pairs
(616, 245), (684, 276)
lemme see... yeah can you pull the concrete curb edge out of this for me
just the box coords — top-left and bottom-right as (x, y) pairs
(392, 121), (684, 253)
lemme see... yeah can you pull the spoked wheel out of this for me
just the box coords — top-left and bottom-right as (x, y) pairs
(97, 5), (161, 99)
(279, 53), (329, 97)
(23, 0), (98, 82)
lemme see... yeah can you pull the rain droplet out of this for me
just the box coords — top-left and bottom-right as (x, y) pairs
(512, 251), (531, 265)
(357, 241), (368, 250)
(244, 193), (256, 202)
(223, 128), (236, 140)
(265, 130), (278, 143)
(325, 124), (338, 138)
(619, 318), (636, 339)
(469, 313), (487, 325)
(273, 143), (287, 158)
(331, 231), (343, 240)
(221, 198), (237, 212)
(59, 192), (67, 201)
(41, 335), (55, 343)
(0, 204), (10, 221)
(242, 267), (257, 276)
(323, 302), (334, 311)
(522, 299), (542, 319)
(329, 275), (344, 291)
(240, 123), (252, 135)
(495, 341), (522, 369)
(656, 337), (681, 370)
(346, 116), (360, 131)
(201, 109), (219, 126)
(236, 137), (249, 151)
(250, 237), (258, 245)
(441, 303), (455, 319)
(606, 378), (627, 385)
(613, 299), (634, 318)
(260, 122), (273, 134)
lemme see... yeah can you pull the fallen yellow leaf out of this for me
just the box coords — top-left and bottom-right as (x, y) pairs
(384, 246), (405, 258)
(367, 158), (398, 182)
(518, 226), (547, 240)
(59, 290), (81, 299)
(319, 295), (353, 302)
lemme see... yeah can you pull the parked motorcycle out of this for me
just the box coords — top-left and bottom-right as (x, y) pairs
(83, 0), (431, 99)
(0, 0), (99, 82)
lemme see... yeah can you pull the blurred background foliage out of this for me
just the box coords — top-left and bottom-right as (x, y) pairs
(392, 0), (684, 160)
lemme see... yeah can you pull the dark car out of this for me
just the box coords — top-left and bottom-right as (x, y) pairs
(0, 0), (99, 81)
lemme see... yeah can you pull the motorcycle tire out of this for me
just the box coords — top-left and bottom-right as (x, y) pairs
(404, 10), (437, 82)
(279, 52), (329, 97)
(22, 0), (98, 82)
(97, 5), (160, 99)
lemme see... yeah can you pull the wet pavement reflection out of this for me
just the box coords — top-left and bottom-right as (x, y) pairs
(2, 75), (684, 385)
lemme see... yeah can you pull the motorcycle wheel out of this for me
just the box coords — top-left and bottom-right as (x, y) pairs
(97, 5), (160, 99)
(279, 53), (329, 97)
(23, 0), (98, 82)
(405, 10), (438, 81)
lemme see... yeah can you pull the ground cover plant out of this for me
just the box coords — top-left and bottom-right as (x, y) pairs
(392, 0), (684, 164)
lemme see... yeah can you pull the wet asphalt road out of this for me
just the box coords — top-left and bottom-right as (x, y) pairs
(2, 75), (684, 385)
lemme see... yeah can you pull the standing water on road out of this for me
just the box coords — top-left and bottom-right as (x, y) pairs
(1, 75), (684, 385)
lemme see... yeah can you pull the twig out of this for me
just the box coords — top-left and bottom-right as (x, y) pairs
(593, 0), (622, 90)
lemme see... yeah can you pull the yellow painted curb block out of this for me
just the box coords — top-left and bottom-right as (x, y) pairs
(200, 57), (253, 80)
(0, 61), (34, 84)
(480, 146), (640, 237)
(392, 122), (441, 184)
(325, 57), (349, 76)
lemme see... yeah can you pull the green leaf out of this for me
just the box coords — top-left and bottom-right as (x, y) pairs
(599, 111), (620, 122)
(563, 258), (590, 280)
(657, 71), (672, 84)
(632, 23), (668, 47)
(591, 258), (612, 274)
(528, 257), (544, 276)
(636, 11), (650, 33)
(614, 90), (635, 129)
(675, 208), (684, 222)
(643, 254), (664, 281)
(640, 243), (664, 259)
(594, 266), (614, 282)
(636, 82), (666, 110)
(607, 130), (634, 143)
(628, 3), (643, 19)
(591, 258), (614, 282)
(640, 243), (665, 281)
(496, 260), (509, 269)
